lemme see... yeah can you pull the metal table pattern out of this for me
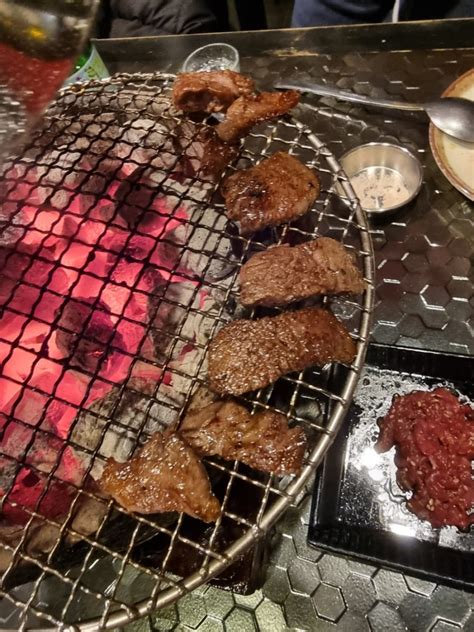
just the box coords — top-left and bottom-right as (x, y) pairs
(101, 32), (474, 632)
(93, 22), (474, 631)
(131, 483), (474, 632)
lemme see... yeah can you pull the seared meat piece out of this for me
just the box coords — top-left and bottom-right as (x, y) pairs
(181, 401), (307, 475)
(208, 307), (356, 396)
(240, 237), (366, 307)
(100, 431), (220, 522)
(196, 128), (239, 180)
(216, 90), (300, 143)
(222, 152), (320, 235)
(172, 71), (255, 113)
(176, 126), (239, 182)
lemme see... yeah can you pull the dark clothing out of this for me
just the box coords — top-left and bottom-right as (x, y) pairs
(292, 0), (474, 26)
(98, 0), (219, 38)
(293, 0), (395, 25)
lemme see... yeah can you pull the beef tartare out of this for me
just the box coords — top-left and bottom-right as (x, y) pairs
(375, 387), (473, 530)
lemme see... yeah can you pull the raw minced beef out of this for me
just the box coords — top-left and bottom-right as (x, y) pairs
(375, 387), (474, 530)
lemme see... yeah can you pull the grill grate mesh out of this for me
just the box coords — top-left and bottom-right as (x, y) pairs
(0, 73), (374, 629)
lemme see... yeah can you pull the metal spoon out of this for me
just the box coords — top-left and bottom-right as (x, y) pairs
(275, 81), (474, 143)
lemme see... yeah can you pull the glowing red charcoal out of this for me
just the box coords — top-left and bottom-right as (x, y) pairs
(0, 399), (87, 525)
(1, 466), (76, 526)
(0, 158), (205, 528)
(54, 300), (118, 371)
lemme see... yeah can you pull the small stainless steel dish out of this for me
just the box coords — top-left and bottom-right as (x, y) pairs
(337, 142), (423, 215)
(182, 43), (240, 73)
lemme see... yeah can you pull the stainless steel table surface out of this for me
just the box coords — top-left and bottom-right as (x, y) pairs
(97, 19), (474, 632)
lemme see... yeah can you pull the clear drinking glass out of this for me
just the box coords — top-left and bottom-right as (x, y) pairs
(182, 43), (240, 73)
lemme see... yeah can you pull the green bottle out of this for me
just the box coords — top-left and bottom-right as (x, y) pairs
(65, 42), (109, 85)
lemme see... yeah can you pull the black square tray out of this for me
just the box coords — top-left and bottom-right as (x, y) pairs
(308, 344), (474, 591)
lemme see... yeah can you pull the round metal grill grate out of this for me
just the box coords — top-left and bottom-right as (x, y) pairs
(0, 73), (374, 630)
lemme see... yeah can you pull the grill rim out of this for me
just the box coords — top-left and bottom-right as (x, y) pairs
(0, 72), (375, 630)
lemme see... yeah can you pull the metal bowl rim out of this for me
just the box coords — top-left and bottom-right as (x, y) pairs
(338, 141), (424, 213)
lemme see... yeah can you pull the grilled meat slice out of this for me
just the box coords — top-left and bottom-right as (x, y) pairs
(221, 152), (320, 235)
(176, 126), (239, 182)
(172, 71), (255, 114)
(208, 307), (356, 396)
(181, 401), (307, 475)
(240, 237), (366, 307)
(216, 90), (300, 143)
(197, 127), (239, 180)
(100, 431), (220, 522)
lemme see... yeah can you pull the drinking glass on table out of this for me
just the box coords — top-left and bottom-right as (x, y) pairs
(182, 43), (240, 73)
